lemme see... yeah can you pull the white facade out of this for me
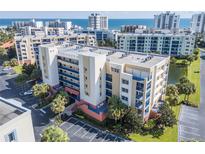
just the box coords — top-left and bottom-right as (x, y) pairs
(117, 33), (195, 56)
(39, 44), (169, 121)
(79, 52), (107, 106)
(88, 13), (108, 30)
(154, 11), (180, 30)
(0, 97), (35, 142)
(15, 34), (97, 66)
(39, 44), (60, 86)
(191, 12), (205, 33)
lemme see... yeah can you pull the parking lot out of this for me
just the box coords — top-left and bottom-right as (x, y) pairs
(178, 105), (201, 141)
(60, 116), (129, 142)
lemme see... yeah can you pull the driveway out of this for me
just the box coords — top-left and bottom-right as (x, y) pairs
(178, 50), (205, 142)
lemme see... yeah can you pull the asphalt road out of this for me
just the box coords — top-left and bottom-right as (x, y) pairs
(178, 50), (205, 142)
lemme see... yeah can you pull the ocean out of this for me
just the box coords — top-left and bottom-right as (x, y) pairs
(0, 18), (191, 30)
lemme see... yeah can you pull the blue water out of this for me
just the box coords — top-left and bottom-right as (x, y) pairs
(0, 18), (191, 30)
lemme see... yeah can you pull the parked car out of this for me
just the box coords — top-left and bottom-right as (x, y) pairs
(19, 89), (34, 96)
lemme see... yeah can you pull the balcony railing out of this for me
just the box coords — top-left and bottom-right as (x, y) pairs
(58, 65), (79, 74)
(59, 72), (79, 81)
(132, 75), (145, 81)
(135, 101), (143, 110)
(59, 78), (79, 88)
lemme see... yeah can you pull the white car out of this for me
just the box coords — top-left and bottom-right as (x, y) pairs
(19, 89), (34, 96)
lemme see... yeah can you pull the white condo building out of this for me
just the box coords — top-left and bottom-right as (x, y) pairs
(191, 12), (205, 33)
(14, 34), (96, 66)
(0, 97), (35, 142)
(154, 11), (180, 30)
(39, 43), (170, 122)
(116, 32), (195, 56)
(88, 13), (108, 30)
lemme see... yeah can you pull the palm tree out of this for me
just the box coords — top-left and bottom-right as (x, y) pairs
(41, 126), (69, 142)
(108, 95), (127, 123)
(10, 58), (18, 67)
(166, 84), (179, 96)
(32, 83), (49, 103)
(51, 94), (68, 125)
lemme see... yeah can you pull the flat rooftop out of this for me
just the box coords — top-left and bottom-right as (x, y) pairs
(55, 44), (169, 68)
(0, 98), (26, 126)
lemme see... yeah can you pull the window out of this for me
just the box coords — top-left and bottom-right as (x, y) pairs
(121, 95), (128, 101)
(6, 131), (17, 142)
(111, 67), (119, 73)
(122, 79), (129, 85)
(121, 87), (128, 93)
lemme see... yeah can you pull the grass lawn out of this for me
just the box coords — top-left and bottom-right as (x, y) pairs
(187, 55), (200, 107)
(13, 65), (23, 74)
(129, 105), (180, 142)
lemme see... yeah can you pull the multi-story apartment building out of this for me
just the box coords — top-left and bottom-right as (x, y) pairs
(121, 25), (147, 33)
(154, 11), (180, 30)
(45, 19), (72, 30)
(39, 43), (170, 122)
(12, 19), (36, 29)
(15, 34), (96, 66)
(191, 12), (205, 33)
(0, 97), (35, 142)
(75, 29), (114, 41)
(116, 32), (195, 56)
(88, 13), (108, 30)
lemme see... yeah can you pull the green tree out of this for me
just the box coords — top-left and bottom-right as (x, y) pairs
(3, 60), (10, 67)
(51, 94), (67, 115)
(22, 63), (36, 76)
(51, 93), (68, 125)
(32, 83), (49, 101)
(108, 95), (127, 123)
(166, 84), (179, 96)
(156, 102), (177, 127)
(170, 57), (177, 64)
(193, 48), (199, 56)
(186, 55), (195, 65)
(122, 107), (143, 134)
(30, 68), (42, 80)
(181, 59), (189, 66)
(9, 58), (18, 67)
(166, 84), (179, 106)
(41, 126), (69, 142)
(15, 73), (29, 84)
(181, 82), (196, 101)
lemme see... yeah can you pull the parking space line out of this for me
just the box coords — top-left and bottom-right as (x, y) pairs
(179, 135), (196, 142)
(180, 125), (200, 131)
(181, 116), (199, 121)
(179, 120), (199, 126)
(101, 133), (109, 142)
(181, 111), (198, 117)
(180, 130), (200, 136)
(73, 123), (86, 136)
(182, 108), (198, 113)
(66, 120), (79, 131)
(81, 127), (92, 137)
(89, 133), (98, 142)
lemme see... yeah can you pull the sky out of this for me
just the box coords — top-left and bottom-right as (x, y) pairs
(0, 11), (200, 19)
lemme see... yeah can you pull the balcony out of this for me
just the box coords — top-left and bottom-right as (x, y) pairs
(59, 78), (79, 88)
(59, 72), (79, 81)
(58, 65), (79, 74)
(132, 75), (145, 81)
(136, 94), (143, 100)
(135, 101), (143, 110)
